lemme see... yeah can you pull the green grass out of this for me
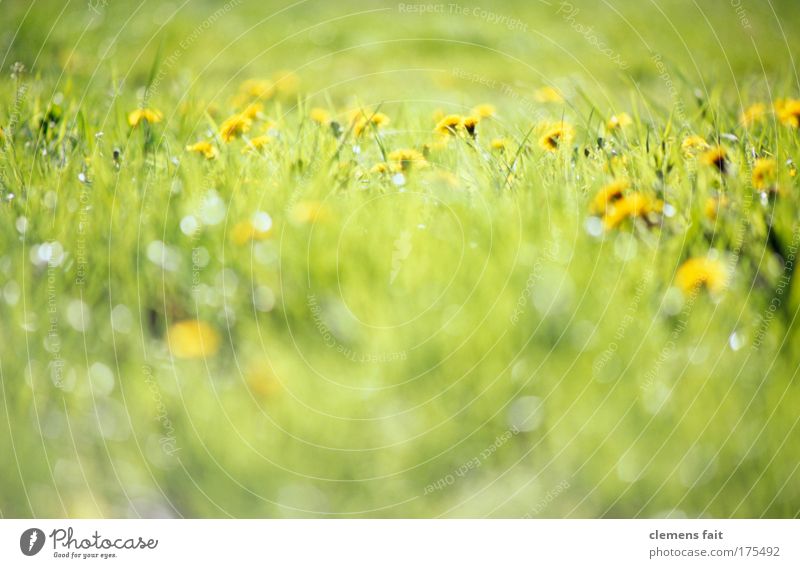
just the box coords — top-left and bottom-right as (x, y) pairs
(1, 0), (799, 518)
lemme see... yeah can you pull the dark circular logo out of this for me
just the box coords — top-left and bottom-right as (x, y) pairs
(20, 528), (45, 556)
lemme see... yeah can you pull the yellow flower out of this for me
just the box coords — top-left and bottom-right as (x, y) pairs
(740, 103), (766, 127)
(462, 116), (480, 137)
(310, 107), (331, 125)
(239, 79), (274, 100)
(752, 157), (777, 190)
(775, 98), (800, 128)
(700, 146), (728, 173)
(245, 364), (282, 398)
(606, 112), (632, 130)
(490, 138), (508, 151)
(350, 110), (390, 136)
(388, 148), (428, 170)
(168, 320), (221, 359)
(435, 114), (463, 135)
(290, 201), (330, 224)
(241, 102), (263, 120)
(371, 162), (391, 175)
(591, 179), (629, 214)
(534, 86), (563, 103)
(219, 113), (252, 143)
(241, 135), (271, 153)
(704, 195), (728, 220)
(602, 192), (662, 230)
(231, 212), (273, 245)
(127, 108), (162, 127)
(675, 257), (727, 295)
(185, 140), (218, 160)
(471, 103), (496, 118)
(681, 135), (709, 157)
(538, 121), (575, 152)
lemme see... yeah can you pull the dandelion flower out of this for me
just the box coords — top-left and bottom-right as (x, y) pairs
(675, 257), (727, 295)
(168, 320), (221, 359)
(239, 79), (274, 100)
(127, 108), (162, 127)
(291, 201), (330, 224)
(700, 146), (728, 173)
(241, 102), (263, 120)
(241, 135), (271, 154)
(752, 157), (777, 190)
(775, 98), (800, 128)
(471, 103), (496, 118)
(310, 107), (331, 125)
(231, 212), (273, 245)
(435, 114), (463, 136)
(681, 135), (709, 157)
(490, 138), (508, 151)
(534, 86), (563, 103)
(246, 364), (281, 398)
(592, 179), (629, 214)
(606, 112), (632, 131)
(602, 192), (662, 230)
(462, 116), (479, 137)
(371, 162), (391, 175)
(740, 103), (766, 127)
(351, 110), (390, 136)
(388, 148), (428, 171)
(704, 195), (728, 220)
(185, 140), (218, 160)
(539, 121), (575, 152)
(220, 113), (252, 143)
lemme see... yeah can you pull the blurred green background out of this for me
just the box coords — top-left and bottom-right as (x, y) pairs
(1, 0), (799, 518)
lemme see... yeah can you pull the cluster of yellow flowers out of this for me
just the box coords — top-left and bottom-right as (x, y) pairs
(740, 99), (800, 128)
(126, 84), (800, 322)
(589, 176), (729, 295)
(590, 179), (664, 230)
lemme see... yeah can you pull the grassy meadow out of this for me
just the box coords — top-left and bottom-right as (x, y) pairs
(1, 0), (800, 518)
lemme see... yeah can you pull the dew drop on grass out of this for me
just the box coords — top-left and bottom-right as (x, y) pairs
(89, 362), (115, 396)
(111, 304), (133, 333)
(584, 216), (603, 237)
(3, 281), (20, 305)
(728, 331), (744, 351)
(662, 287), (684, 316)
(15, 216), (28, 234)
(192, 246), (210, 268)
(663, 203), (676, 217)
(254, 285), (276, 312)
(252, 211), (273, 232)
(507, 396), (544, 432)
(147, 240), (181, 271)
(180, 215), (199, 236)
(67, 299), (91, 332)
(44, 190), (58, 208)
(200, 191), (226, 225)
